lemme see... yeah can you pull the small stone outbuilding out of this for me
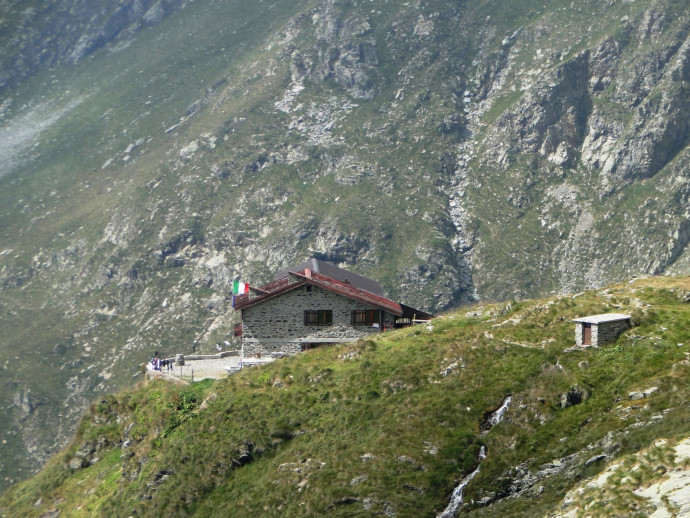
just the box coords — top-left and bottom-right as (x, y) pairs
(573, 313), (631, 347)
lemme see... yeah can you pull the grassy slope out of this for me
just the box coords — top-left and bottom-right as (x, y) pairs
(2, 276), (690, 516)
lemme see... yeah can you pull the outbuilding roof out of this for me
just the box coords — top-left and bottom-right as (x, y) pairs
(572, 313), (631, 324)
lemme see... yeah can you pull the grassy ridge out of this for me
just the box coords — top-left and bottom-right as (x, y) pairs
(2, 276), (690, 516)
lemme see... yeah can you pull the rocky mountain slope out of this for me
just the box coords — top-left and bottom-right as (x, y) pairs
(1, 0), (689, 492)
(0, 0), (192, 92)
(2, 276), (690, 517)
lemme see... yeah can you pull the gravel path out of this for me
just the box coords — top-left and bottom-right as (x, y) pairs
(147, 355), (275, 383)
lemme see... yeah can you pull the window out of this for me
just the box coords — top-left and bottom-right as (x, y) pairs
(304, 310), (332, 326)
(351, 310), (381, 326)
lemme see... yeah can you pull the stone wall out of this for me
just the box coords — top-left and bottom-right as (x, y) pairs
(594, 319), (631, 346)
(241, 285), (395, 356)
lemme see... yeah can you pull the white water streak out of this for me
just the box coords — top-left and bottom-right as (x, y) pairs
(437, 396), (512, 517)
(487, 395), (512, 428)
(437, 446), (486, 518)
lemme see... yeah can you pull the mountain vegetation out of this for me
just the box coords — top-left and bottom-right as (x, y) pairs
(2, 276), (690, 516)
(1, 0), (690, 492)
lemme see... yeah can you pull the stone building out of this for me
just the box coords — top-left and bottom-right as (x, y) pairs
(233, 259), (433, 357)
(573, 313), (631, 347)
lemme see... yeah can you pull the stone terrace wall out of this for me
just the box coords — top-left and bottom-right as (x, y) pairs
(241, 285), (395, 356)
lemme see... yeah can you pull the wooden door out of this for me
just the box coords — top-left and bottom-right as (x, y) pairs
(583, 323), (592, 346)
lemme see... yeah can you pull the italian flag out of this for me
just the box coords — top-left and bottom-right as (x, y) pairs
(233, 280), (249, 295)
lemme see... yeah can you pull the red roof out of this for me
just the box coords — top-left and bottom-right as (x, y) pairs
(233, 268), (405, 316)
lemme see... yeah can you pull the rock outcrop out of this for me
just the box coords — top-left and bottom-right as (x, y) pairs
(0, 0), (191, 92)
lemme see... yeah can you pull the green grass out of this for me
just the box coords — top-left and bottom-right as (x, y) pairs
(481, 90), (525, 125)
(3, 276), (690, 516)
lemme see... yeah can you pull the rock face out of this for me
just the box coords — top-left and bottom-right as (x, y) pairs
(553, 437), (690, 517)
(0, 0), (190, 92)
(1, 0), (690, 492)
(289, 1), (379, 100)
(560, 385), (589, 409)
(461, 2), (690, 299)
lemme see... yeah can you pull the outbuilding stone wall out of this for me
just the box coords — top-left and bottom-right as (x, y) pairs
(574, 323), (586, 347)
(575, 319), (631, 347)
(241, 285), (395, 356)
(596, 319), (631, 345)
